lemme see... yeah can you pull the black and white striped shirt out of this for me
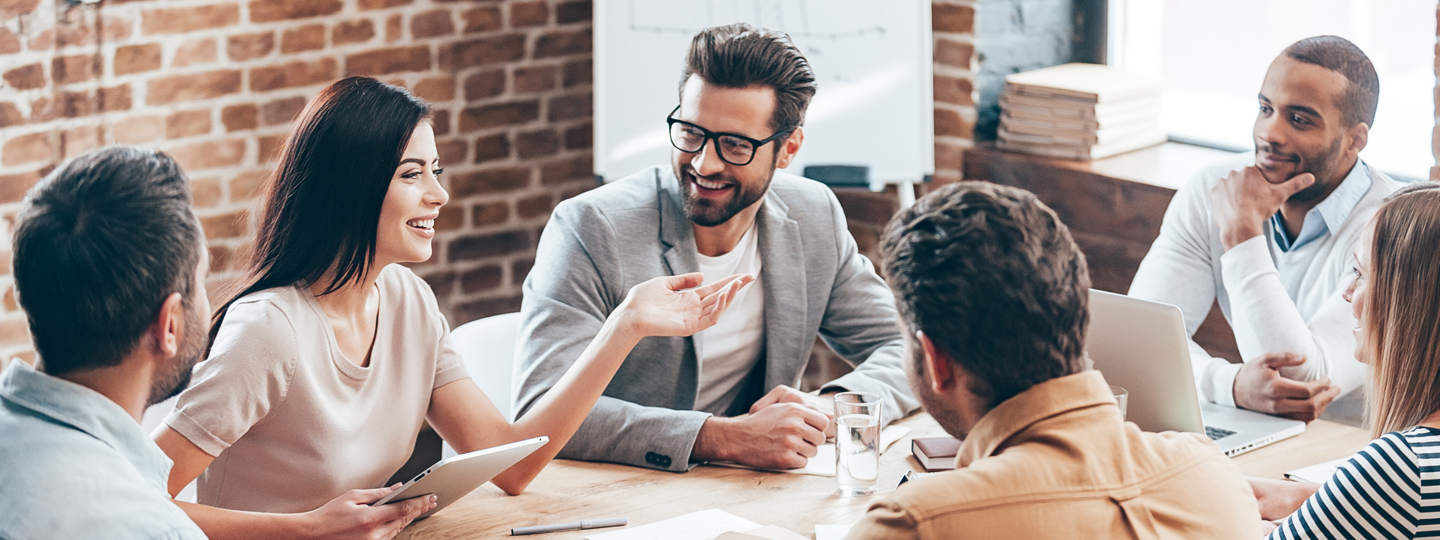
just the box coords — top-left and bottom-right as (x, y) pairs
(1270, 426), (1440, 539)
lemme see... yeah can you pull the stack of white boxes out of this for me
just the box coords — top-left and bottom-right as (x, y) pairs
(997, 63), (1168, 160)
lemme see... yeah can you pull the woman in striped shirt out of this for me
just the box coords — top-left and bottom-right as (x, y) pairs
(1252, 183), (1440, 539)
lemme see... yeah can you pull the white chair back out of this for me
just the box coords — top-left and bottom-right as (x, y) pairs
(449, 312), (523, 422)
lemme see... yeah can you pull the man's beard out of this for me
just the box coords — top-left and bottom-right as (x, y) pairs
(905, 342), (970, 439)
(676, 163), (773, 227)
(147, 302), (208, 406)
(1262, 134), (1346, 205)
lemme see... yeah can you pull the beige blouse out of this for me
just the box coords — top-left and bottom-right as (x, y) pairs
(166, 265), (468, 513)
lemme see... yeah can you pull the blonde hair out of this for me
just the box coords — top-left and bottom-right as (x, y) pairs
(1365, 183), (1440, 436)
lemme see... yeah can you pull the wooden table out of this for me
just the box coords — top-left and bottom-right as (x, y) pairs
(398, 415), (1371, 539)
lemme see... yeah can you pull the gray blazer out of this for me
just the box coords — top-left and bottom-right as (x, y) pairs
(512, 166), (918, 472)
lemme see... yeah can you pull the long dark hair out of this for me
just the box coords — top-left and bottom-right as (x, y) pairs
(209, 77), (430, 348)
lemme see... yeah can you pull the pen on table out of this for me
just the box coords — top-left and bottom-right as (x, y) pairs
(511, 517), (627, 536)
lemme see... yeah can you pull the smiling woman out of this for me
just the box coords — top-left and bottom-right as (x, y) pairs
(146, 77), (754, 540)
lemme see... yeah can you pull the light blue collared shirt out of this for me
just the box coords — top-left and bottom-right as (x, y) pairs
(0, 359), (207, 540)
(1269, 160), (1372, 252)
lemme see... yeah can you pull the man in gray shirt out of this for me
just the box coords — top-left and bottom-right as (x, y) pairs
(514, 23), (918, 471)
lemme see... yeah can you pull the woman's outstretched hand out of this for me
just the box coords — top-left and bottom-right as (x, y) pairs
(616, 272), (754, 339)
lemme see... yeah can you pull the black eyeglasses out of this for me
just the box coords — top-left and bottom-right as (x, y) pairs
(666, 105), (794, 167)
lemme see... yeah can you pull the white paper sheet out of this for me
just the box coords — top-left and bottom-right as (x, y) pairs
(587, 509), (762, 540)
(708, 426), (911, 477)
(1284, 457), (1349, 483)
(813, 524), (855, 540)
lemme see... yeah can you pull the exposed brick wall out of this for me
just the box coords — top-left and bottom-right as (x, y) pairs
(0, 0), (594, 362)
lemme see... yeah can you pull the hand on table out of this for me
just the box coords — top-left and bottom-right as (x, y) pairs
(1208, 165), (1314, 250)
(749, 386), (837, 438)
(693, 402), (829, 469)
(1248, 476), (1321, 521)
(301, 484), (436, 540)
(1233, 352), (1339, 422)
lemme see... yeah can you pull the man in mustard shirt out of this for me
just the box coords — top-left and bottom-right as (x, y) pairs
(848, 182), (1260, 539)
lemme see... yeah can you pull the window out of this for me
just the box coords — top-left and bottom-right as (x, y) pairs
(1108, 0), (1436, 180)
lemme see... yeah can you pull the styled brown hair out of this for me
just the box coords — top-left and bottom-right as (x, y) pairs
(680, 23), (817, 134)
(881, 181), (1091, 408)
(1284, 36), (1380, 127)
(1363, 182), (1440, 436)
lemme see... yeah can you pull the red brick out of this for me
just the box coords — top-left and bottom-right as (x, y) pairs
(455, 295), (523, 323)
(460, 101), (538, 132)
(0, 0), (39, 21)
(334, 19), (376, 45)
(0, 170), (41, 204)
(421, 270), (455, 297)
(534, 28), (590, 58)
(557, 1), (592, 24)
(563, 58), (592, 87)
(169, 138), (246, 171)
(2, 132), (51, 167)
(61, 125), (102, 159)
(472, 201), (509, 225)
(0, 28), (19, 54)
(438, 34), (525, 70)
(346, 45), (430, 75)
(142, 4), (240, 35)
(451, 167), (529, 196)
(98, 84), (131, 113)
(58, 12), (129, 47)
(207, 244), (233, 272)
(147, 70), (241, 105)
(462, 69), (505, 100)
(251, 57), (339, 91)
(249, 0), (343, 22)
(114, 43), (162, 75)
(222, 104), (258, 131)
(934, 74), (974, 106)
(462, 6), (502, 33)
(510, 1), (549, 27)
(512, 258), (535, 283)
(51, 54), (98, 85)
(174, 38), (218, 67)
(359, 0), (412, 10)
(414, 76), (455, 101)
(540, 155), (591, 185)
(228, 169), (267, 201)
(261, 97), (308, 125)
(932, 4), (975, 34)
(26, 29), (53, 51)
(435, 139), (467, 164)
(516, 193), (553, 218)
(3, 63), (44, 90)
(934, 108), (972, 138)
(166, 110), (212, 139)
(564, 123), (592, 149)
(432, 204), (463, 231)
(935, 39), (974, 68)
(514, 65), (557, 94)
(412, 9), (455, 38)
(57, 91), (96, 118)
(281, 24), (326, 53)
(28, 97), (57, 124)
(227, 31), (274, 61)
(0, 103), (22, 128)
(431, 110), (451, 136)
(383, 14), (402, 42)
(474, 133), (510, 163)
(460, 264), (504, 292)
(547, 92), (591, 121)
(192, 176), (223, 208)
(199, 209), (250, 239)
(449, 230), (531, 261)
(258, 134), (287, 163)
(516, 129), (558, 159)
(113, 115), (163, 144)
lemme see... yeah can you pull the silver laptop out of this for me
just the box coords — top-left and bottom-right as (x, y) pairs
(1086, 289), (1305, 457)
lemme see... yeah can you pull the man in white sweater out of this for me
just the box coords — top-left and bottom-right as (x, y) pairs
(1130, 36), (1402, 426)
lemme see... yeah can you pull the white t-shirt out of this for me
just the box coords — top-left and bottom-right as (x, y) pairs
(693, 223), (766, 414)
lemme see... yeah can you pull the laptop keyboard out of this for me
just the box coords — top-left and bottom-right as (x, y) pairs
(1205, 426), (1237, 440)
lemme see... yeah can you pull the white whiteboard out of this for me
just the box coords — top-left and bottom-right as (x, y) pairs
(594, 0), (934, 187)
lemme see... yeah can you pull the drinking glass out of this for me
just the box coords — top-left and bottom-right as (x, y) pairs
(1110, 385), (1129, 420)
(835, 391), (883, 497)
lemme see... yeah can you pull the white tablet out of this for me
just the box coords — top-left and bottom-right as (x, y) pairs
(372, 435), (548, 519)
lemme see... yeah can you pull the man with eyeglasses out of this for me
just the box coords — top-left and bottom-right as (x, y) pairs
(512, 23), (918, 471)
